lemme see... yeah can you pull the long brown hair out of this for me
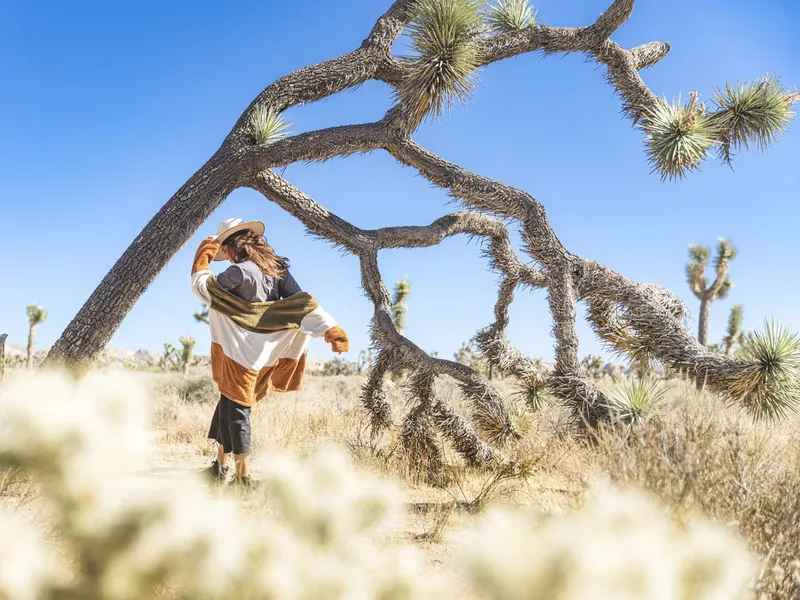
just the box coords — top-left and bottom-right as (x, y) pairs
(223, 230), (288, 278)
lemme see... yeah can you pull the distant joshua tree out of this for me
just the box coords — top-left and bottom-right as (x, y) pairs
(177, 337), (196, 375)
(0, 333), (7, 384)
(357, 348), (374, 374)
(193, 307), (210, 325)
(581, 355), (605, 379)
(686, 239), (737, 346)
(26, 304), (48, 370)
(454, 339), (488, 375)
(391, 277), (411, 334)
(723, 305), (744, 356)
(159, 343), (176, 373)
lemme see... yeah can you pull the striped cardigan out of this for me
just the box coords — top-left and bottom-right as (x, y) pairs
(191, 239), (348, 407)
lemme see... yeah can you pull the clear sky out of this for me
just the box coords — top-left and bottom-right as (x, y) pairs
(1, 0), (798, 363)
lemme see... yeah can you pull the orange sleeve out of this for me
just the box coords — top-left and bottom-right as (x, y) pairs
(192, 238), (221, 275)
(324, 326), (349, 354)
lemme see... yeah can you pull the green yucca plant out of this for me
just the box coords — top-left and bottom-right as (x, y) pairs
(392, 277), (412, 334)
(514, 371), (555, 411)
(729, 321), (800, 421)
(26, 304), (47, 370)
(603, 378), (668, 426)
(710, 76), (797, 164)
(723, 305), (744, 356)
(642, 93), (717, 181)
(485, 0), (537, 33)
(401, 0), (485, 120)
(249, 106), (291, 144)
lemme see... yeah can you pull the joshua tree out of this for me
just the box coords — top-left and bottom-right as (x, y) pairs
(686, 239), (737, 346)
(0, 333), (7, 385)
(723, 305), (744, 356)
(455, 339), (488, 375)
(26, 304), (48, 370)
(322, 357), (358, 376)
(193, 307), (210, 325)
(357, 348), (374, 373)
(581, 355), (605, 379)
(391, 277), (411, 334)
(159, 343), (176, 373)
(602, 362), (625, 380)
(177, 337), (196, 375)
(45, 1), (800, 467)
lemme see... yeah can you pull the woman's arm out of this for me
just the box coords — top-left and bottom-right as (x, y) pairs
(191, 238), (220, 304)
(278, 270), (302, 298)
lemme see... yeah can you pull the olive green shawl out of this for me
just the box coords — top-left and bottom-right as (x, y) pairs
(206, 278), (319, 334)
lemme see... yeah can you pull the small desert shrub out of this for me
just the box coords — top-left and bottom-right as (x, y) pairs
(595, 399), (800, 598)
(603, 377), (668, 426)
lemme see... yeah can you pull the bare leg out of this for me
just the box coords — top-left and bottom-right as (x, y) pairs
(233, 454), (248, 478)
(217, 444), (230, 467)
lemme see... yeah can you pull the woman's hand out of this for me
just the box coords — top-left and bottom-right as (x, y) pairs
(191, 238), (221, 275)
(324, 326), (350, 354)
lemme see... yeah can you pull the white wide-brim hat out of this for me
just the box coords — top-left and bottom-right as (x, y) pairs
(212, 217), (265, 261)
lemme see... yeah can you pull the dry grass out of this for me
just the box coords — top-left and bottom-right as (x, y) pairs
(593, 387), (800, 598)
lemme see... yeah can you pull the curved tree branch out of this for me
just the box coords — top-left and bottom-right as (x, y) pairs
(249, 168), (545, 463)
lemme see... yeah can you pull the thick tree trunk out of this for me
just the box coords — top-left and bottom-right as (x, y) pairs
(0, 333), (7, 384)
(42, 149), (244, 373)
(697, 297), (710, 346)
(27, 325), (35, 370)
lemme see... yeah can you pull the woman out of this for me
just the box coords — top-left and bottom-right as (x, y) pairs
(191, 217), (349, 488)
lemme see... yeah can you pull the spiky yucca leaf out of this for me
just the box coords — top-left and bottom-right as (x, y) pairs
(514, 370), (554, 411)
(603, 378), (668, 426)
(642, 96), (716, 181)
(401, 0), (485, 120)
(711, 76), (797, 164)
(249, 106), (291, 145)
(485, 0), (537, 33)
(729, 321), (800, 421)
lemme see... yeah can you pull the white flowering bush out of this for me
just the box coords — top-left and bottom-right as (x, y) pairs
(0, 372), (440, 600)
(459, 480), (756, 600)
(0, 372), (760, 599)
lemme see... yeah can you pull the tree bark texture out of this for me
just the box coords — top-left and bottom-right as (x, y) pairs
(697, 298), (710, 347)
(27, 325), (36, 371)
(46, 0), (797, 465)
(0, 334), (7, 385)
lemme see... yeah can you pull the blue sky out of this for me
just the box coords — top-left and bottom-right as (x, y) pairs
(1, 0), (798, 363)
